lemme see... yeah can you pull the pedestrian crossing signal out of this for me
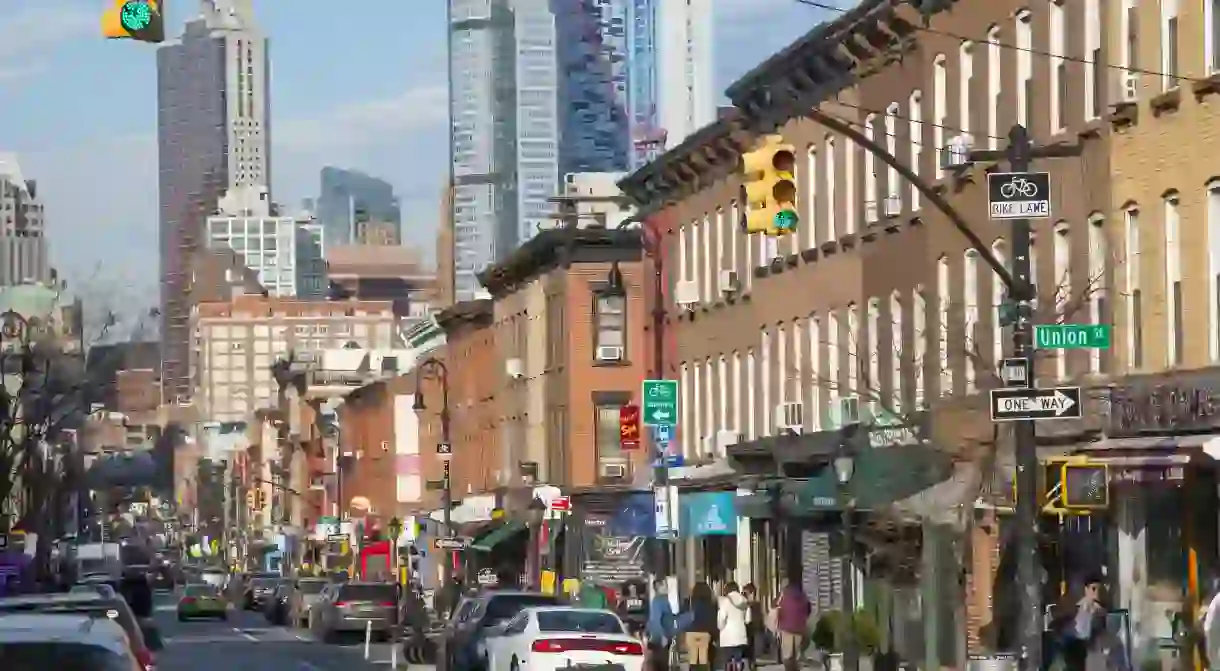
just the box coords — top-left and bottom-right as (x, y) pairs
(1060, 463), (1108, 509)
(102, 0), (166, 44)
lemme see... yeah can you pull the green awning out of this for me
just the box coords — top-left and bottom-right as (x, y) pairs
(470, 520), (528, 552)
(741, 442), (954, 517)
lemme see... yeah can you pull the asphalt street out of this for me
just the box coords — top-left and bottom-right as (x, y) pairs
(152, 593), (427, 670)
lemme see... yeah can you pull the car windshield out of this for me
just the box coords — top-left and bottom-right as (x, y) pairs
(184, 585), (217, 596)
(339, 585), (395, 601)
(0, 642), (133, 670)
(0, 600), (144, 649)
(298, 580), (326, 594)
(485, 595), (560, 624)
(251, 578), (277, 587)
(535, 610), (625, 634)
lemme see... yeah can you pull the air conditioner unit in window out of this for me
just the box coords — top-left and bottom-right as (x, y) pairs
(718, 270), (739, 294)
(674, 280), (699, 307)
(505, 357), (524, 379)
(884, 195), (902, 217)
(774, 402), (804, 433)
(829, 395), (869, 427)
(599, 462), (628, 479)
(864, 200), (879, 223)
(940, 133), (973, 171)
(596, 345), (624, 362)
(1110, 70), (1139, 104)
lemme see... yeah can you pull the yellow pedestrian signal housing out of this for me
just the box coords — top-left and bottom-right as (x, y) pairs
(741, 135), (799, 236)
(1060, 462), (1108, 509)
(102, 0), (166, 44)
(245, 491), (256, 509)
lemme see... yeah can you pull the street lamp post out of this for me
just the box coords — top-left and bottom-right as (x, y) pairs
(833, 432), (858, 671)
(412, 358), (453, 586)
(526, 497), (547, 590)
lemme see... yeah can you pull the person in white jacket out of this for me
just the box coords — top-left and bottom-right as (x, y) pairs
(718, 582), (751, 669)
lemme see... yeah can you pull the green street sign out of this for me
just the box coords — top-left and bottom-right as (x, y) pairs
(1034, 324), (1112, 349)
(642, 379), (678, 427)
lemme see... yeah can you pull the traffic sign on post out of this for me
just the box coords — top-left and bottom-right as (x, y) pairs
(987, 172), (1051, 220)
(990, 387), (1083, 421)
(1034, 324), (1112, 349)
(434, 537), (470, 551)
(642, 379), (678, 427)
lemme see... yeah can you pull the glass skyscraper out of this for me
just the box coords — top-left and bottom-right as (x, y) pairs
(315, 167), (402, 247)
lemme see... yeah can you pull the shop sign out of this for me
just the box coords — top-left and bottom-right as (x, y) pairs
(1106, 381), (1220, 435)
(1110, 465), (1185, 484)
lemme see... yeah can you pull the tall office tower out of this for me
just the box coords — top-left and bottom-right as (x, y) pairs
(556, 0), (631, 176)
(448, 0), (559, 302)
(0, 154), (51, 286)
(315, 167), (402, 247)
(157, 0), (270, 403)
(655, 0), (714, 151)
(625, 0), (662, 168)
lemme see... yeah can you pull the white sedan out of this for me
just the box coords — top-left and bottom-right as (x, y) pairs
(485, 607), (645, 671)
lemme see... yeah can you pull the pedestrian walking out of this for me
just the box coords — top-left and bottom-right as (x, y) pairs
(743, 583), (765, 669)
(775, 578), (811, 671)
(684, 581), (718, 671)
(718, 582), (750, 671)
(646, 578), (676, 671)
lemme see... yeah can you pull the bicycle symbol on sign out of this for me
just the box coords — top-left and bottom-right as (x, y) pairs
(1000, 176), (1040, 199)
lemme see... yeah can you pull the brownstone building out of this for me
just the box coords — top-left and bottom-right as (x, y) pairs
(618, 0), (1115, 665)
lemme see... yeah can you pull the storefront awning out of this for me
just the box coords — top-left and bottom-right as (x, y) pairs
(470, 520), (527, 552)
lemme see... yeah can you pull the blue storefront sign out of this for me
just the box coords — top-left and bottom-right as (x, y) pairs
(680, 492), (738, 536)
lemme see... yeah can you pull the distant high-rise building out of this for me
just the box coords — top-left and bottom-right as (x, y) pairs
(157, 0), (270, 403)
(0, 153), (51, 286)
(655, 0), (714, 152)
(205, 186), (326, 298)
(316, 167), (401, 248)
(556, 0), (631, 176)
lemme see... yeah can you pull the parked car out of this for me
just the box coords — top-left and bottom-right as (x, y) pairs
(177, 583), (228, 621)
(290, 577), (329, 628)
(0, 592), (163, 670)
(310, 582), (398, 643)
(484, 607), (644, 671)
(0, 613), (143, 670)
(439, 591), (561, 671)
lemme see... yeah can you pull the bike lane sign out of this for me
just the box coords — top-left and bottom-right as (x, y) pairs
(987, 172), (1051, 220)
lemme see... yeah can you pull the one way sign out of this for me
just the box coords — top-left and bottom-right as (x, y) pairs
(990, 387), (1083, 422)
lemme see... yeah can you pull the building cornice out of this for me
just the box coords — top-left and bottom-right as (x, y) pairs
(477, 228), (643, 298)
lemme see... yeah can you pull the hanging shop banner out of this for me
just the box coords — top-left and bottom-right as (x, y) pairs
(679, 491), (738, 536)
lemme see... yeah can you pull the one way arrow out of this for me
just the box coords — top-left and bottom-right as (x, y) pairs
(1048, 389), (1076, 415)
(651, 409), (671, 422)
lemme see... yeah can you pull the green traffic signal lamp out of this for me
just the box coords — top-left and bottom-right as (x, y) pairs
(774, 209), (798, 232)
(120, 1), (153, 32)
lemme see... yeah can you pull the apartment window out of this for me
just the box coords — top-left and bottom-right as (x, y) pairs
(908, 91), (923, 210)
(791, 322), (804, 425)
(808, 315), (822, 430)
(991, 239), (1008, 361)
(594, 403), (624, 462)
(679, 363), (692, 451)
(866, 299), (880, 394)
(760, 329), (771, 436)
(933, 55), (947, 179)
(885, 103), (900, 204)
(745, 349), (757, 440)
(692, 362), (703, 449)
(1050, 0), (1066, 132)
(730, 201), (741, 280)
(1052, 223), (1070, 380)
(844, 134), (856, 234)
(1016, 10), (1033, 127)
(964, 250), (979, 391)
(777, 325), (788, 407)
(847, 304), (860, 395)
(593, 291), (626, 354)
(827, 310), (841, 404)
(804, 149), (818, 250)
(986, 27), (1001, 149)
(716, 208), (728, 283)
(1162, 0), (1180, 90)
(1085, 0), (1102, 118)
(959, 41), (974, 136)
(1125, 1), (1140, 69)
(1211, 184), (1220, 360)
(1124, 207), (1143, 369)
(936, 256), (952, 396)
(1087, 216), (1108, 373)
(825, 136), (837, 240)
(1165, 194), (1182, 365)
(678, 222), (690, 284)
(889, 292), (903, 410)
(913, 286), (927, 408)
(692, 218), (704, 302)
(1209, 0), (1220, 72)
(703, 359), (714, 449)
(864, 115), (878, 220)
(731, 351), (743, 435)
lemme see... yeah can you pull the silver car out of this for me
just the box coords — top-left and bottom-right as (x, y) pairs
(311, 582), (398, 643)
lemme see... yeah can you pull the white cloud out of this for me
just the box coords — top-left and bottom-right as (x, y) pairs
(275, 85), (448, 153)
(0, 5), (95, 64)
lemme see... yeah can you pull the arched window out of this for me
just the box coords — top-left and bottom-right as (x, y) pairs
(964, 250), (979, 391)
(991, 238), (1008, 361)
(1053, 222), (1071, 379)
(913, 286), (927, 408)
(890, 291), (904, 410)
(936, 256), (952, 395)
(908, 90), (923, 210)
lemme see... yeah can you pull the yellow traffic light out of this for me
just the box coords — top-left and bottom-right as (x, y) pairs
(741, 135), (799, 236)
(102, 0), (166, 44)
(1060, 462), (1109, 510)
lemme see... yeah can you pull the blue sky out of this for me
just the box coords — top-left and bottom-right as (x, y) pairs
(0, 0), (832, 310)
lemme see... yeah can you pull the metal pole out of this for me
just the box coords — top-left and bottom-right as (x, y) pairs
(648, 224), (679, 591)
(1005, 125), (1042, 671)
(439, 365), (453, 588)
(842, 502), (857, 671)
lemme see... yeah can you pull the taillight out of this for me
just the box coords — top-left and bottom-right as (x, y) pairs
(181, 597), (196, 604)
(334, 601), (349, 607)
(530, 639), (644, 655)
(379, 601), (395, 607)
(135, 647), (154, 670)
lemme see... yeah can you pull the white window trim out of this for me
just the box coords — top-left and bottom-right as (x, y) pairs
(885, 103), (900, 201)
(777, 325), (788, 406)
(844, 137), (856, 234)
(1207, 0), (1220, 74)
(959, 41), (973, 137)
(746, 350), (757, 440)
(913, 286), (927, 408)
(847, 304), (860, 396)
(908, 91), (923, 211)
(864, 115), (878, 215)
(1084, 0), (1101, 119)
(809, 315), (822, 431)
(760, 329), (771, 436)
(1052, 222), (1071, 380)
(691, 362), (703, 453)
(732, 351), (743, 435)
(805, 149), (818, 250)
(1016, 10), (1033, 127)
(937, 256), (952, 396)
(716, 356), (728, 445)
(1087, 215), (1107, 373)
(890, 292), (903, 411)
(792, 322), (804, 428)
(964, 250), (979, 392)
(990, 239), (1008, 362)
(987, 26), (1001, 148)
(933, 55), (947, 179)
(1161, 0), (1179, 91)
(1165, 195), (1181, 365)
(866, 299), (880, 395)
(825, 137), (837, 240)
(1049, 0), (1066, 133)
(827, 311), (840, 406)
(679, 363), (691, 457)
(1124, 207), (1140, 370)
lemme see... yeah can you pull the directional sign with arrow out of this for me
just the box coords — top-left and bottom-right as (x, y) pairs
(642, 379), (678, 428)
(989, 386), (1083, 422)
(434, 537), (471, 550)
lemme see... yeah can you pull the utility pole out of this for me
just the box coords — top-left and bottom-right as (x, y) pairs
(968, 125), (1081, 671)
